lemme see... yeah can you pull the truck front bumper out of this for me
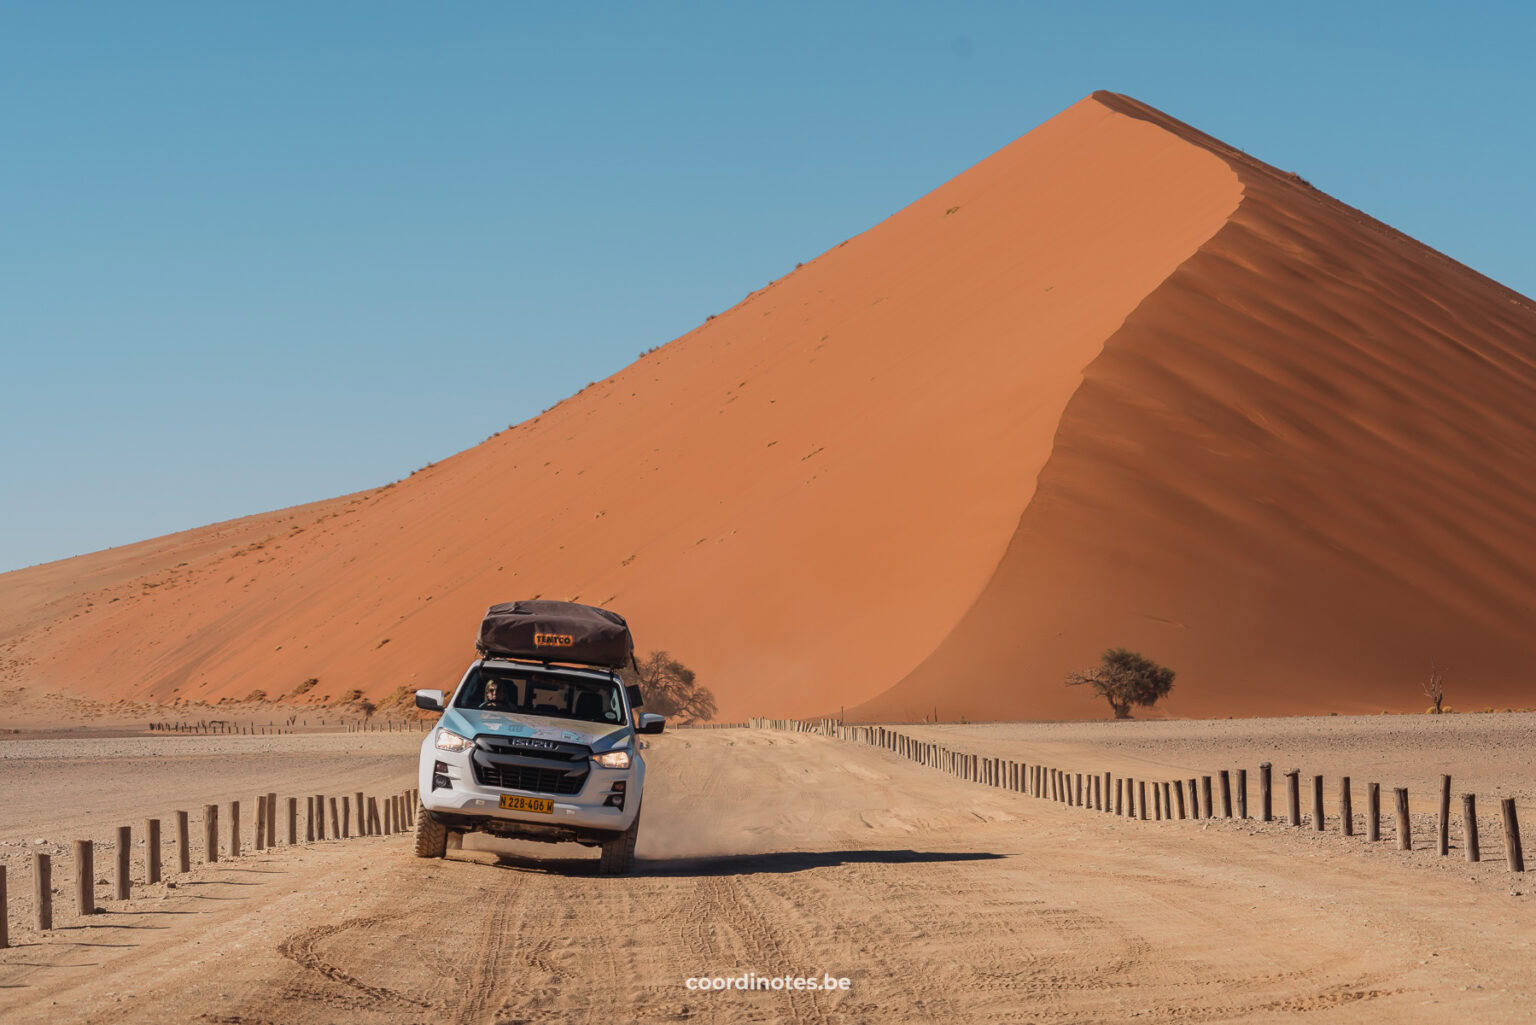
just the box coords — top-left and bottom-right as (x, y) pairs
(419, 747), (640, 836)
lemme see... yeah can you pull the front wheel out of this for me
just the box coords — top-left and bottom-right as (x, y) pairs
(414, 806), (448, 858)
(598, 804), (640, 875)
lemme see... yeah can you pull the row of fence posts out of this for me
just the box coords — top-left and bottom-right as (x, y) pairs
(149, 722), (296, 734)
(745, 719), (1525, 875)
(147, 720), (432, 735)
(347, 720), (434, 733)
(0, 787), (419, 948)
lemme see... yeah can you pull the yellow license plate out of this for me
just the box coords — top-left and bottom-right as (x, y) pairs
(500, 795), (554, 814)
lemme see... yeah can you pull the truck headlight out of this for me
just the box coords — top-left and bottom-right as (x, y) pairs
(435, 729), (474, 753)
(591, 749), (631, 769)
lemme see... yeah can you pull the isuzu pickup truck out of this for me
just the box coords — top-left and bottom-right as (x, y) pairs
(413, 600), (663, 874)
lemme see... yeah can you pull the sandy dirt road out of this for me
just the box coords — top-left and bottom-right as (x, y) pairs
(2, 726), (1534, 1024)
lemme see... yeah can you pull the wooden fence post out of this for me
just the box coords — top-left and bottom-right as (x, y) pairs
(314, 794), (326, 840)
(176, 810), (190, 872)
(1138, 781), (1148, 821)
(146, 818), (162, 883)
(1368, 783), (1381, 842)
(33, 853), (51, 931)
(1394, 787), (1411, 851)
(255, 795), (267, 851)
(305, 797), (316, 842)
(287, 797), (298, 845)
(75, 840), (95, 916)
(1102, 772), (1110, 812)
(0, 865), (7, 949)
(1174, 780), (1186, 819)
(1115, 777), (1124, 816)
(1285, 771), (1301, 826)
(1502, 798), (1524, 872)
(114, 826), (131, 900)
(330, 797), (341, 839)
(342, 796), (351, 838)
(1259, 763), (1272, 822)
(205, 804), (219, 862)
(1219, 770), (1232, 818)
(1201, 776), (1213, 819)
(1438, 775), (1451, 856)
(1187, 779), (1198, 819)
(384, 797), (395, 834)
(1236, 769), (1248, 819)
(229, 801), (241, 858)
(356, 791), (366, 831)
(1312, 775), (1325, 832)
(1462, 794), (1479, 863)
(1339, 778), (1353, 837)
(267, 792), (278, 848)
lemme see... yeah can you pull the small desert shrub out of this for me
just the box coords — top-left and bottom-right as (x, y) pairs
(1422, 663), (1446, 713)
(244, 689), (268, 703)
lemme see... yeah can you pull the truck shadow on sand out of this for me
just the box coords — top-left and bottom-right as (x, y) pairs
(485, 849), (1003, 877)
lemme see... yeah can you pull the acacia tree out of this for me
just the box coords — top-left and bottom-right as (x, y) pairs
(1066, 648), (1176, 719)
(628, 650), (717, 724)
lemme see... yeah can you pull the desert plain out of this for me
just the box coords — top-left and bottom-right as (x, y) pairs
(3, 704), (1535, 1024)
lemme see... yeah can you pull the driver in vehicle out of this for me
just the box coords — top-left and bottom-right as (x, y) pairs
(483, 678), (518, 712)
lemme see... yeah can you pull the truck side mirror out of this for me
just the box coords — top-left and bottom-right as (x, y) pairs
(415, 689), (445, 712)
(638, 713), (666, 735)
(626, 684), (644, 709)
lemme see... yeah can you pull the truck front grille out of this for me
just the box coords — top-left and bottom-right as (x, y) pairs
(474, 762), (586, 796)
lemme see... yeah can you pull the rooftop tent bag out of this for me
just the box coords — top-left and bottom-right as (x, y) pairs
(476, 599), (634, 668)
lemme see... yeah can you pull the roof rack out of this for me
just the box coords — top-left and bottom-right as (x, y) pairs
(477, 653), (616, 674)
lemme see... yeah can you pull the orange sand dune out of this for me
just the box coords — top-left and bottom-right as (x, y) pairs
(856, 94), (1536, 721)
(4, 92), (1533, 721)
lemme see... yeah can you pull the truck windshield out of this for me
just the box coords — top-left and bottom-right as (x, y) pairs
(454, 665), (624, 725)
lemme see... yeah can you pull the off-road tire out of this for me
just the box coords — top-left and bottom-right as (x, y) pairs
(414, 806), (448, 858)
(598, 804), (640, 875)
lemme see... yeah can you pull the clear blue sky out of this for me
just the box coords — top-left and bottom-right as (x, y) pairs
(4, 2), (1533, 573)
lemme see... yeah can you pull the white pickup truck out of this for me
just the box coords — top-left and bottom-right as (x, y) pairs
(413, 656), (664, 874)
